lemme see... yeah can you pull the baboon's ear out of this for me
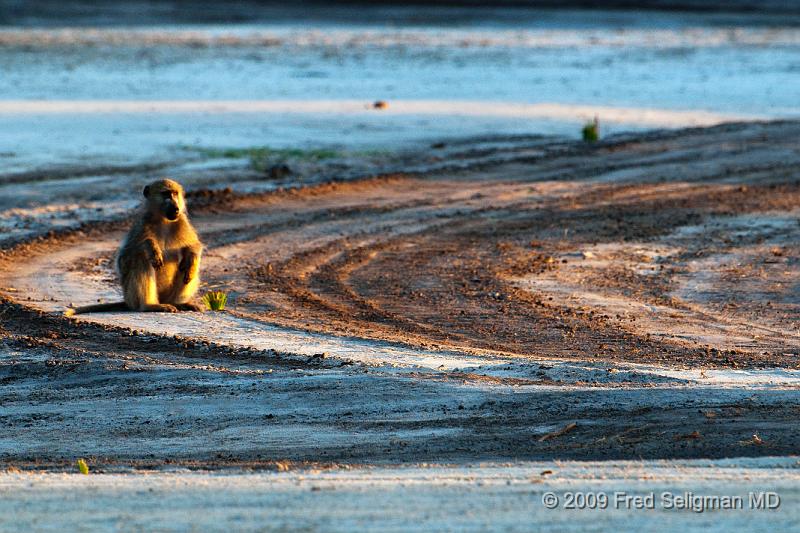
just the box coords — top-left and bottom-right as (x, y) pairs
(143, 185), (150, 198)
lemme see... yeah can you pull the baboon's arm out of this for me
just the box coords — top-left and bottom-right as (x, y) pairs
(179, 244), (202, 285)
(143, 236), (164, 269)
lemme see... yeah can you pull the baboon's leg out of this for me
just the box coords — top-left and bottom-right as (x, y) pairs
(163, 249), (202, 311)
(169, 275), (201, 310)
(175, 302), (203, 311)
(123, 261), (178, 313)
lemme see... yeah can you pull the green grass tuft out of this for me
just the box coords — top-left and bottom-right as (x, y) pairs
(202, 291), (228, 311)
(76, 458), (89, 475)
(582, 117), (599, 143)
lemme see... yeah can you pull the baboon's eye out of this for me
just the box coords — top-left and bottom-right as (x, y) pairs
(161, 191), (172, 199)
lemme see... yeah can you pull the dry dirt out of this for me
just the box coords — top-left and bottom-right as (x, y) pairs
(2, 121), (800, 470)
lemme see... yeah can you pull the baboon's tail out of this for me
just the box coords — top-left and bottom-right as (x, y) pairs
(64, 302), (129, 316)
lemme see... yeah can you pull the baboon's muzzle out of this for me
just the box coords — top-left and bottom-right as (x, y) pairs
(165, 204), (180, 220)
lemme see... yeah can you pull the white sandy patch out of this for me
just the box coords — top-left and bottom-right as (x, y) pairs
(513, 210), (800, 356)
(3, 458), (800, 531)
(515, 276), (782, 351)
(3, 26), (800, 48)
(0, 100), (756, 128)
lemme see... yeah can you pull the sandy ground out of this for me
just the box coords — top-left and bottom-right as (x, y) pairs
(3, 459), (799, 531)
(2, 120), (800, 529)
(3, 121), (800, 528)
(2, 7), (800, 529)
(2, 120), (800, 470)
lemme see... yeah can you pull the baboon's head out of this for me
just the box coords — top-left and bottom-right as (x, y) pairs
(143, 179), (186, 221)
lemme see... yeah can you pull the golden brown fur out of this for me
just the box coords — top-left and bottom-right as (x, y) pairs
(67, 179), (203, 315)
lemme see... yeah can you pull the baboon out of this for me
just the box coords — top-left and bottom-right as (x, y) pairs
(66, 179), (203, 315)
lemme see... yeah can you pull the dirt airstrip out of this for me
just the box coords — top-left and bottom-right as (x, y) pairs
(2, 121), (800, 470)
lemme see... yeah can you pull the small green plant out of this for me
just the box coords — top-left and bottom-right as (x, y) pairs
(202, 291), (228, 311)
(76, 458), (89, 475)
(582, 117), (599, 143)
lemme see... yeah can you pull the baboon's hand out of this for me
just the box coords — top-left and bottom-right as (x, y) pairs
(179, 252), (197, 284)
(150, 248), (164, 270)
(144, 239), (164, 269)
